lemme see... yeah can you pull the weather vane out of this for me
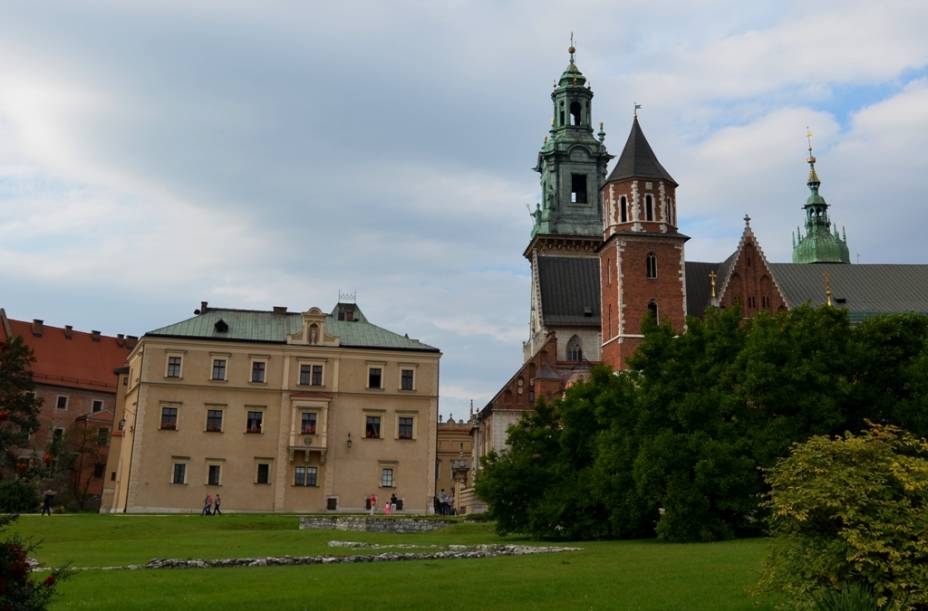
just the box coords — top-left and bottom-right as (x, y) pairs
(568, 32), (576, 63)
(806, 126), (814, 153)
(634, 102), (642, 118)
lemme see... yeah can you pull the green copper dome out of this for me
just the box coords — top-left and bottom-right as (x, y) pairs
(792, 142), (850, 264)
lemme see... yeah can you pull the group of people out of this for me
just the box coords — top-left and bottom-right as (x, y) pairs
(435, 489), (455, 515)
(368, 493), (400, 514)
(201, 494), (222, 515)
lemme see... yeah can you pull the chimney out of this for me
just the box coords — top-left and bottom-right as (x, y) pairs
(91, 330), (101, 342)
(273, 306), (287, 315)
(64, 325), (73, 339)
(32, 319), (43, 336)
(116, 333), (125, 347)
(199, 301), (209, 314)
(126, 335), (138, 349)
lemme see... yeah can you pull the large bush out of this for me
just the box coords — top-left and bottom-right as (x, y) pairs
(758, 424), (928, 609)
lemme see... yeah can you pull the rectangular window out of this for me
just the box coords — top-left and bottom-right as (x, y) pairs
(92, 399), (103, 413)
(246, 411), (263, 434)
(160, 407), (178, 430)
(299, 364), (323, 386)
(53, 427), (64, 442)
(56, 395), (68, 410)
(398, 416), (414, 440)
(211, 359), (227, 381)
(294, 466), (318, 487)
(166, 356), (182, 378)
(381, 467), (395, 488)
(172, 463), (186, 485)
(256, 463), (270, 485)
(97, 427), (109, 446)
(301, 412), (317, 435)
(206, 410), (223, 432)
(570, 173), (588, 204)
(368, 367), (382, 389)
(400, 369), (414, 391)
(208, 464), (221, 486)
(365, 415), (381, 439)
(251, 361), (266, 383)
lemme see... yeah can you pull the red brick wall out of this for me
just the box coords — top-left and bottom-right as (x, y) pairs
(602, 178), (678, 239)
(718, 237), (786, 315)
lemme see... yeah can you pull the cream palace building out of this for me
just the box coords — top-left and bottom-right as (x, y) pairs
(101, 301), (440, 513)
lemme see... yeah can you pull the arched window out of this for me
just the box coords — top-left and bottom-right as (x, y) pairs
(645, 195), (654, 221)
(646, 253), (657, 279)
(559, 102), (565, 127)
(620, 196), (628, 222)
(570, 101), (582, 126)
(647, 300), (659, 323)
(567, 335), (583, 361)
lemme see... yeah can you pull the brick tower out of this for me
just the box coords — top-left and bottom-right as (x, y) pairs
(599, 115), (688, 369)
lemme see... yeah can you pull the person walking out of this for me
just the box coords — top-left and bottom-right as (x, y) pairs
(213, 494), (222, 516)
(390, 493), (398, 513)
(41, 491), (54, 516)
(369, 494), (376, 515)
(202, 494), (212, 515)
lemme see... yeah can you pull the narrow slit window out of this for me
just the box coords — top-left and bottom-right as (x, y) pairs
(645, 195), (654, 221)
(620, 196), (628, 222)
(646, 253), (657, 279)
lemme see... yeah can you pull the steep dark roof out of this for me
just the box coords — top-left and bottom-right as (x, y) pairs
(768, 263), (928, 322)
(537, 256), (601, 327)
(607, 117), (677, 185)
(685, 261), (723, 318)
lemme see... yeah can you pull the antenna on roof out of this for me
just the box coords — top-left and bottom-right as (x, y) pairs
(338, 290), (357, 304)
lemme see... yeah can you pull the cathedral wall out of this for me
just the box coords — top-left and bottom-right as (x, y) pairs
(719, 239), (786, 315)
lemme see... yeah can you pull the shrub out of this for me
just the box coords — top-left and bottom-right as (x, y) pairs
(0, 478), (39, 513)
(758, 424), (928, 609)
(0, 514), (68, 610)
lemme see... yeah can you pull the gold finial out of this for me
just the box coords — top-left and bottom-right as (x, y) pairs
(806, 126), (816, 164)
(709, 271), (717, 300)
(823, 271), (833, 307)
(568, 32), (576, 63)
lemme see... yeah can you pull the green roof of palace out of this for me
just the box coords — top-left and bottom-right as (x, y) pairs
(146, 304), (439, 352)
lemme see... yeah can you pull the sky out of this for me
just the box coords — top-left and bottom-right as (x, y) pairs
(1, 1), (927, 420)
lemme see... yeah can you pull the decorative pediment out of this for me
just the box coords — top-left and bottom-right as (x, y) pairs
(287, 307), (340, 346)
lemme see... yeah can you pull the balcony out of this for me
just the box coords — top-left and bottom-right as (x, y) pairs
(289, 432), (327, 464)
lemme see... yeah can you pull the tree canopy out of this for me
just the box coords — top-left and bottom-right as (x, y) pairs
(475, 306), (928, 541)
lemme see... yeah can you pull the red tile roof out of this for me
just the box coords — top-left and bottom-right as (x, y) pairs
(2, 313), (131, 392)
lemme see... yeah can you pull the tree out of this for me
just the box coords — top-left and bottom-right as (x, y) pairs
(0, 337), (42, 482)
(758, 424), (928, 609)
(477, 307), (928, 542)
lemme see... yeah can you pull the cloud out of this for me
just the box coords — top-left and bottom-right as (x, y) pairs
(0, 1), (926, 419)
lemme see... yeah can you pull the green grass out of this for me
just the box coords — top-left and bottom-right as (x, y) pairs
(10, 514), (777, 610)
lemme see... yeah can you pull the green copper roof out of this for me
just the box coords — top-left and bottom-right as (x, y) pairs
(792, 146), (850, 264)
(146, 304), (439, 352)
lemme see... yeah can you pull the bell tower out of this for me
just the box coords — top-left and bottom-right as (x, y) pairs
(523, 40), (612, 363)
(599, 114), (688, 369)
(792, 132), (850, 264)
(530, 38), (613, 238)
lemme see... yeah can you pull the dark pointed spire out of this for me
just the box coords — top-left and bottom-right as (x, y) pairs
(607, 116), (677, 185)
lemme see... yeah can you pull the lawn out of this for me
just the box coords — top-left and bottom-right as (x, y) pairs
(10, 514), (776, 610)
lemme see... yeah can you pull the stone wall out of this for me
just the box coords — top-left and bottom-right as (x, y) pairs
(299, 516), (450, 533)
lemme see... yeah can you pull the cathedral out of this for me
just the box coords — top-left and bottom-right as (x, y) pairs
(467, 44), (928, 469)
